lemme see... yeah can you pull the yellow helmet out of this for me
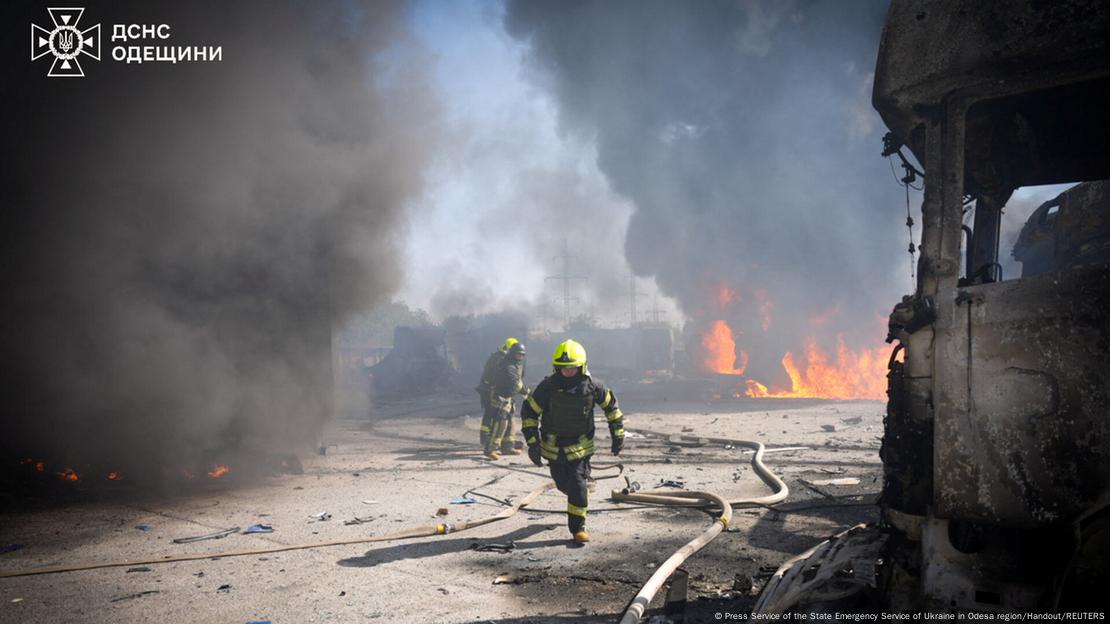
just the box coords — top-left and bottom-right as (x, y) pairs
(552, 339), (587, 368)
(499, 337), (519, 354)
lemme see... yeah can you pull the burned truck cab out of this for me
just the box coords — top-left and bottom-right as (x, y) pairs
(757, 0), (1110, 613)
(876, 0), (1110, 612)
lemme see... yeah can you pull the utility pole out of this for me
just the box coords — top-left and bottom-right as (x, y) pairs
(629, 274), (648, 328)
(545, 238), (586, 332)
(645, 293), (668, 326)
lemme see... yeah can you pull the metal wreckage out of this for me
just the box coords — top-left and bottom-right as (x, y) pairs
(756, 0), (1110, 614)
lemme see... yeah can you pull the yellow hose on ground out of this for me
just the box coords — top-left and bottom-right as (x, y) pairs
(613, 429), (791, 623)
(619, 491), (732, 624)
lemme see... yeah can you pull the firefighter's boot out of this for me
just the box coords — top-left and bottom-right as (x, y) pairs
(573, 530), (591, 544)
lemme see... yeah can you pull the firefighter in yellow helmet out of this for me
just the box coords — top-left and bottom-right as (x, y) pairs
(476, 337), (518, 450)
(521, 339), (625, 543)
(484, 341), (529, 459)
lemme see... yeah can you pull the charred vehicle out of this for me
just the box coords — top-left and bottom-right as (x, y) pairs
(757, 0), (1110, 613)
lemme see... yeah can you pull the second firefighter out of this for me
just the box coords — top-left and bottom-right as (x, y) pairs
(484, 341), (529, 459)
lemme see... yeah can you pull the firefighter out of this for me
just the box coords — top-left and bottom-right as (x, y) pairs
(477, 337), (517, 449)
(485, 341), (529, 459)
(521, 339), (624, 543)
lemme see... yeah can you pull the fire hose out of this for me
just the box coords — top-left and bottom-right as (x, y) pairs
(612, 430), (791, 624)
(0, 465), (624, 579)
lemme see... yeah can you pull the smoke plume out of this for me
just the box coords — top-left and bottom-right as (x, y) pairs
(1, 1), (437, 476)
(504, 0), (911, 385)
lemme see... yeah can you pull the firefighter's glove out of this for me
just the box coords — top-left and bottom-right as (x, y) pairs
(528, 445), (543, 467)
(611, 438), (624, 456)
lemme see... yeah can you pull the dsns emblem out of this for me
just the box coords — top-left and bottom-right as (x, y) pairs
(31, 8), (101, 77)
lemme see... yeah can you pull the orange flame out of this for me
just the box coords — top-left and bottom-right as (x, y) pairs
(207, 465), (231, 478)
(107, 471), (122, 481)
(744, 336), (890, 400)
(35, 461), (45, 472)
(56, 468), (79, 482)
(702, 320), (748, 375)
(717, 286), (739, 310)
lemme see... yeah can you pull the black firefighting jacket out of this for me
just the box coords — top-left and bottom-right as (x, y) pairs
(521, 372), (624, 461)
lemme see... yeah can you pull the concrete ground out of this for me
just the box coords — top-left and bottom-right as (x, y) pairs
(0, 386), (884, 623)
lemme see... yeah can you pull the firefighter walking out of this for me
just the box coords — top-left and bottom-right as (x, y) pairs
(484, 341), (529, 459)
(476, 338), (517, 449)
(522, 339), (625, 543)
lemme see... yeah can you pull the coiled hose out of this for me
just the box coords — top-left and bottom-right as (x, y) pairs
(613, 430), (790, 624)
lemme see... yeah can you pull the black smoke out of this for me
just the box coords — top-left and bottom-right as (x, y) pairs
(1, 1), (437, 478)
(505, 0), (910, 384)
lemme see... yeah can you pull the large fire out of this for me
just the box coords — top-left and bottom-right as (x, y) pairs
(700, 287), (890, 400)
(702, 319), (748, 375)
(743, 336), (889, 400)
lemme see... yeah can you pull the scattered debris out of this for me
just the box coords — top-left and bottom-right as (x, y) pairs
(470, 541), (515, 553)
(681, 427), (694, 432)
(173, 527), (239, 544)
(339, 591), (346, 597)
(343, 516), (374, 526)
(798, 480), (837, 499)
(309, 512), (332, 522)
(811, 477), (860, 486)
(436, 508), (448, 516)
(723, 443), (735, 450)
(242, 524), (274, 534)
(449, 496), (476, 504)
(492, 573), (537, 585)
(664, 446), (683, 455)
(11, 598), (23, 603)
(733, 573), (755, 593)
(111, 590), (161, 602)
(125, 566), (152, 573)
(820, 424), (837, 432)
(135, 524), (150, 532)
(246, 621), (272, 624)
(362, 500), (380, 505)
(217, 584), (232, 592)
(656, 479), (685, 489)
(840, 416), (863, 425)
(817, 467), (846, 475)
(0, 544), (24, 555)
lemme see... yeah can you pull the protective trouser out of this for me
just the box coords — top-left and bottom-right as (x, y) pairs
(486, 398), (521, 453)
(477, 385), (494, 447)
(549, 452), (591, 534)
